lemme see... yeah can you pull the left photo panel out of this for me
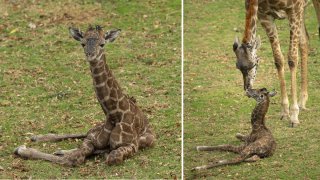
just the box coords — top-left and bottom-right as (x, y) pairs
(0, 1), (181, 179)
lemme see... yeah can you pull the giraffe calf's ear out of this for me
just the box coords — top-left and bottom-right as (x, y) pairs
(268, 90), (277, 97)
(233, 36), (239, 51)
(105, 29), (121, 43)
(69, 27), (83, 41)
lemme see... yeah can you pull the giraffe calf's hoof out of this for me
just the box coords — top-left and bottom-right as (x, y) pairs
(30, 136), (37, 142)
(235, 133), (244, 138)
(106, 154), (124, 165)
(14, 145), (27, 155)
(53, 150), (64, 156)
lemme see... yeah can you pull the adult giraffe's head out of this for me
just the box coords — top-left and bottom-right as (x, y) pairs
(69, 25), (121, 62)
(233, 36), (261, 90)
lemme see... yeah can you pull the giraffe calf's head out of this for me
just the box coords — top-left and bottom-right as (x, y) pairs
(69, 25), (121, 61)
(233, 36), (261, 90)
(246, 88), (277, 103)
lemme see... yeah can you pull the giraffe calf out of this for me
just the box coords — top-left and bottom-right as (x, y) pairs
(14, 25), (155, 166)
(193, 88), (277, 170)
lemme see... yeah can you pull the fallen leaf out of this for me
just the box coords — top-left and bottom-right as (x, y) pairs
(0, 100), (11, 106)
(28, 22), (36, 29)
(9, 28), (18, 34)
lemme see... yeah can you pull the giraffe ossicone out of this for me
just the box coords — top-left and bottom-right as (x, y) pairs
(14, 25), (155, 166)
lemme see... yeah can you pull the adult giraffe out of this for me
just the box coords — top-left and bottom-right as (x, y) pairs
(233, 0), (320, 127)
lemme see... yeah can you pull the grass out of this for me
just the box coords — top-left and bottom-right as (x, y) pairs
(184, 0), (320, 179)
(0, 0), (181, 179)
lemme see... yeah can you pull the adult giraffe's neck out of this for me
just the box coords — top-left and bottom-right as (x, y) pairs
(242, 0), (258, 44)
(88, 50), (127, 116)
(251, 98), (269, 132)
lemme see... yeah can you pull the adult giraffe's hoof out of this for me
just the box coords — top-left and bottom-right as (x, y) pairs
(300, 107), (309, 111)
(290, 122), (300, 128)
(298, 104), (309, 111)
(280, 114), (289, 120)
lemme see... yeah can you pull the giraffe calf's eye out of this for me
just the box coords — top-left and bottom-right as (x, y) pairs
(100, 44), (105, 48)
(81, 44), (85, 47)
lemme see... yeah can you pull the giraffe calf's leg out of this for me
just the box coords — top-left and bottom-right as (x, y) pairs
(31, 133), (87, 142)
(105, 144), (137, 165)
(244, 155), (260, 162)
(192, 156), (247, 171)
(54, 148), (78, 156)
(64, 138), (95, 166)
(196, 144), (244, 154)
(14, 145), (67, 165)
(138, 128), (156, 149)
(55, 148), (110, 156)
(235, 133), (248, 142)
(192, 155), (260, 170)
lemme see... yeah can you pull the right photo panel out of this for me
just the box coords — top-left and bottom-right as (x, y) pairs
(184, 0), (320, 179)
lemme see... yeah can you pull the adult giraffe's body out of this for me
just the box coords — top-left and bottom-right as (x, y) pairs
(233, 0), (320, 127)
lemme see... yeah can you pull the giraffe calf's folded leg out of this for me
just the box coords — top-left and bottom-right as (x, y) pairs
(138, 130), (156, 149)
(105, 144), (137, 165)
(63, 138), (95, 166)
(235, 133), (248, 142)
(31, 133), (87, 142)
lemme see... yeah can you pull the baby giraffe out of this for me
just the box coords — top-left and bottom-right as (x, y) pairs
(193, 88), (276, 170)
(14, 25), (155, 166)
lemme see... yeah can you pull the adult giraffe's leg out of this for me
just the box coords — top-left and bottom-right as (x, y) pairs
(287, 8), (304, 126)
(299, 17), (309, 109)
(258, 13), (289, 120)
(312, 0), (320, 38)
